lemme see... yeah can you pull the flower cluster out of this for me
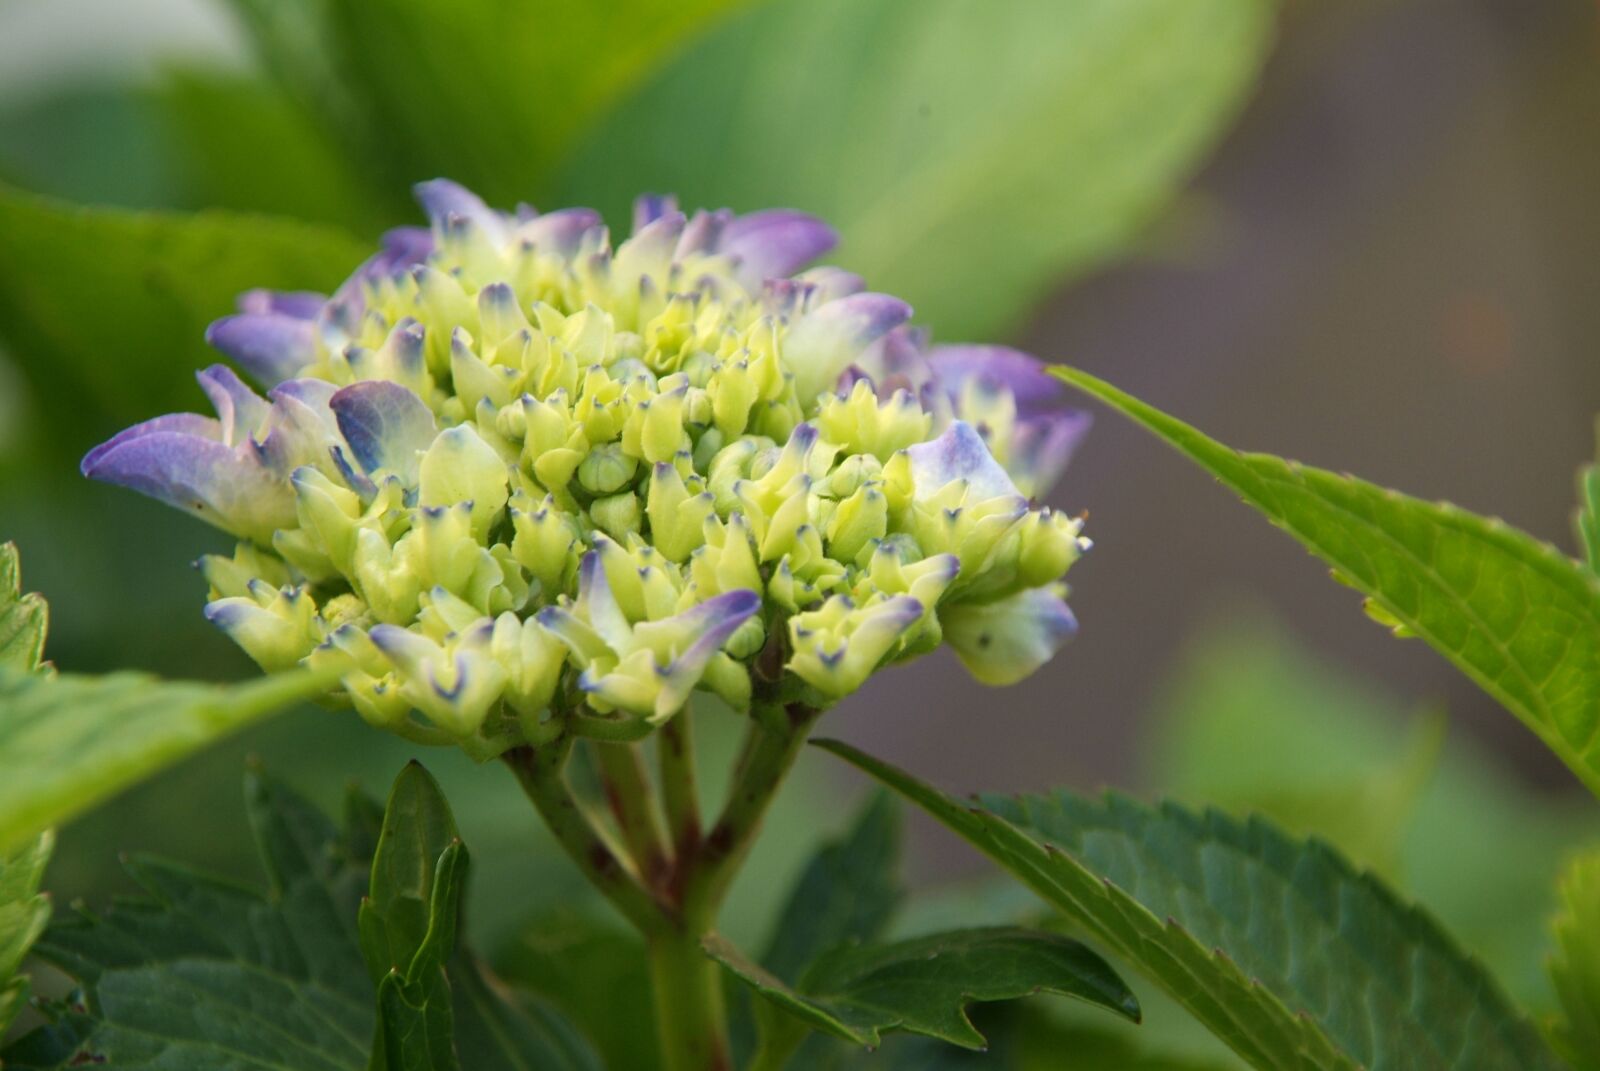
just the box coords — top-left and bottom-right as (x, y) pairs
(83, 181), (1091, 756)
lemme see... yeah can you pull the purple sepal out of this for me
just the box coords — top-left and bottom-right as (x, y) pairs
(415, 178), (507, 245)
(721, 209), (837, 289)
(905, 420), (1024, 504)
(927, 345), (1063, 416)
(205, 312), (316, 386)
(196, 364), (269, 443)
(515, 208), (604, 257)
(1012, 410), (1093, 498)
(81, 413), (221, 475)
(330, 380), (439, 482)
(632, 194), (679, 234)
(238, 289), (325, 320)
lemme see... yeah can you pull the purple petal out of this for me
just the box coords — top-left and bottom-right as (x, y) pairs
(927, 345), (1063, 416)
(330, 380), (438, 481)
(238, 289), (325, 320)
(1011, 409), (1093, 498)
(196, 364), (269, 445)
(785, 293), (913, 402)
(82, 431), (294, 541)
(515, 208), (604, 257)
(670, 589), (761, 670)
(721, 209), (837, 289)
(415, 179), (507, 244)
(677, 208), (734, 257)
(205, 313), (316, 386)
(632, 194), (679, 234)
(905, 420), (1023, 504)
(843, 325), (936, 399)
(81, 413), (221, 476)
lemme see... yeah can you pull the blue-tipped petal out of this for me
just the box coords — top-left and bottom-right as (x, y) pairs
(576, 550), (633, 650)
(785, 292), (913, 402)
(205, 312), (315, 386)
(669, 589), (761, 669)
(928, 345), (1063, 416)
(196, 364), (269, 444)
(81, 430), (294, 542)
(1011, 409), (1093, 498)
(238, 289), (324, 320)
(721, 209), (838, 289)
(632, 193), (679, 234)
(81, 413), (221, 476)
(677, 207), (734, 256)
(329, 380), (438, 482)
(415, 178), (507, 244)
(941, 589), (1077, 686)
(905, 420), (1023, 504)
(516, 207), (604, 257)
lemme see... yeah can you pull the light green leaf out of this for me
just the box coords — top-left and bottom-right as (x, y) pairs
(230, 0), (751, 207)
(558, 0), (1275, 341)
(0, 830), (53, 1037)
(0, 542), (46, 674)
(0, 182), (368, 428)
(818, 739), (1563, 1071)
(1058, 366), (1600, 799)
(0, 663), (342, 856)
(706, 926), (1138, 1050)
(1549, 849), (1600, 1066)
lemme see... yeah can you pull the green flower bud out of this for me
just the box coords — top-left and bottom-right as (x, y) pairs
(590, 491), (641, 542)
(577, 442), (639, 494)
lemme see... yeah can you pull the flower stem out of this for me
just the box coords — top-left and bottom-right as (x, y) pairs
(682, 703), (820, 923)
(503, 736), (663, 933)
(647, 919), (732, 1071)
(595, 741), (671, 889)
(658, 709), (702, 859)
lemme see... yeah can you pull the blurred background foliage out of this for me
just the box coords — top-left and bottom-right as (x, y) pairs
(1, 0), (1597, 1066)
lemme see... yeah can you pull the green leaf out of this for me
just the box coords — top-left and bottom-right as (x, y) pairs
(0, 663), (341, 856)
(1057, 366), (1600, 799)
(231, 0), (751, 208)
(0, 182), (368, 430)
(0, 542), (46, 674)
(706, 926), (1138, 1050)
(763, 790), (902, 983)
(558, 0), (1275, 341)
(0, 830), (53, 1037)
(818, 739), (1563, 1071)
(360, 762), (464, 986)
(1577, 418), (1600, 574)
(2, 767), (600, 1071)
(3, 770), (374, 1070)
(1549, 849), (1600, 1066)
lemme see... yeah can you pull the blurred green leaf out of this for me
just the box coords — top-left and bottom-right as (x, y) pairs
(224, 0), (751, 208)
(0, 182), (367, 431)
(1151, 611), (1595, 1013)
(0, 542), (47, 674)
(1549, 849), (1600, 1066)
(1059, 366), (1600, 800)
(0, 86), (180, 211)
(558, 0), (1275, 341)
(0, 662), (340, 856)
(0, 830), (53, 1038)
(820, 739), (1563, 1071)
(706, 926), (1137, 1050)
(156, 69), (383, 231)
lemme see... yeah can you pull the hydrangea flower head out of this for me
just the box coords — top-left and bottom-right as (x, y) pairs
(83, 181), (1092, 757)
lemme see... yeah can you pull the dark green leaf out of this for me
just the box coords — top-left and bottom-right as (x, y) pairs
(0, 663), (341, 856)
(2, 767), (599, 1071)
(0, 830), (53, 1036)
(4, 769), (373, 1070)
(1549, 849), (1600, 1067)
(763, 790), (901, 983)
(360, 762), (464, 985)
(819, 739), (1563, 1071)
(707, 926), (1137, 1050)
(559, 0), (1275, 341)
(1058, 366), (1600, 799)
(0, 542), (46, 674)
(0, 182), (367, 432)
